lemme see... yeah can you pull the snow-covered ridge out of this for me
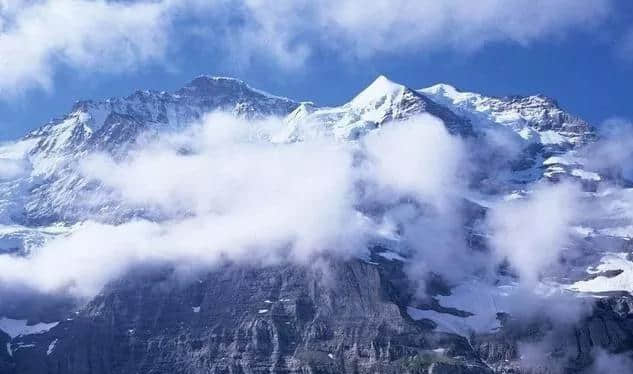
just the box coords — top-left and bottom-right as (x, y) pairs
(27, 75), (298, 156)
(1, 76), (301, 225)
(0, 74), (603, 228)
(187, 75), (295, 103)
(277, 75), (471, 142)
(420, 83), (594, 148)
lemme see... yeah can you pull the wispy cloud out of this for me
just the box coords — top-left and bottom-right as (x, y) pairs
(0, 0), (614, 97)
(487, 182), (582, 287)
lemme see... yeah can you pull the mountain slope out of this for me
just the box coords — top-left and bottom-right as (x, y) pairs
(2, 75), (633, 374)
(6, 259), (494, 374)
(1, 77), (299, 226)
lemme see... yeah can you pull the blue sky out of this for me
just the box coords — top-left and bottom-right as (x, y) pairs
(1, 0), (633, 140)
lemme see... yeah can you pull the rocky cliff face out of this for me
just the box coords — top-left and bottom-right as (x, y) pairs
(4, 256), (493, 374)
(5, 256), (633, 374)
(472, 295), (633, 373)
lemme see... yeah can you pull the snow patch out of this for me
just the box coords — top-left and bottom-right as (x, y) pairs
(0, 318), (59, 339)
(14, 343), (35, 351)
(47, 339), (58, 355)
(192, 306), (200, 313)
(377, 251), (407, 262)
(568, 253), (633, 294)
(572, 226), (594, 238)
(571, 169), (601, 181)
(543, 155), (576, 166)
(599, 226), (633, 238)
(539, 130), (567, 145)
(406, 279), (520, 336)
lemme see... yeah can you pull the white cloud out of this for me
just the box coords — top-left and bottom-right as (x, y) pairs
(0, 113), (468, 297)
(0, 138), (33, 180)
(0, 158), (25, 180)
(361, 114), (466, 207)
(358, 115), (479, 288)
(0, 0), (169, 96)
(0, 0), (614, 96)
(301, 0), (611, 55)
(583, 117), (633, 181)
(228, 0), (612, 64)
(591, 349), (633, 373)
(487, 182), (582, 287)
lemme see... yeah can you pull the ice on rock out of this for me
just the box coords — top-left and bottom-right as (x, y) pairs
(0, 318), (59, 339)
(406, 279), (517, 337)
(569, 253), (633, 294)
(47, 339), (58, 355)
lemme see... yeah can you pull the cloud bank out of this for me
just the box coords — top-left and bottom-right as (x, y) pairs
(0, 0), (614, 96)
(0, 113), (468, 297)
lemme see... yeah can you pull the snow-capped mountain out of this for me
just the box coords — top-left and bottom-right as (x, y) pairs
(419, 82), (603, 191)
(27, 76), (297, 158)
(2, 74), (633, 374)
(0, 74), (612, 254)
(0, 74), (610, 241)
(0, 76), (298, 226)
(277, 75), (472, 142)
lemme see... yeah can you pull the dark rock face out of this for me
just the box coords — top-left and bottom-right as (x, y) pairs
(5, 259), (492, 374)
(0, 332), (12, 374)
(3, 262), (633, 374)
(402, 90), (474, 137)
(472, 296), (633, 373)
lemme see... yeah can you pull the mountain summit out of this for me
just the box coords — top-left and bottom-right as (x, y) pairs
(279, 75), (471, 142)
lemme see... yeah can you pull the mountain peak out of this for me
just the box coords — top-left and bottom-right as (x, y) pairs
(422, 83), (460, 96)
(183, 75), (248, 91)
(419, 83), (479, 104)
(350, 75), (407, 106)
(372, 74), (397, 86)
(179, 75), (294, 104)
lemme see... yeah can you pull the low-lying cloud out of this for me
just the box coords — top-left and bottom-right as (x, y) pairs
(487, 182), (582, 287)
(0, 113), (469, 297)
(583, 117), (633, 182)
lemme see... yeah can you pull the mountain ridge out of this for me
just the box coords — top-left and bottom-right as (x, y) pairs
(0, 74), (604, 227)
